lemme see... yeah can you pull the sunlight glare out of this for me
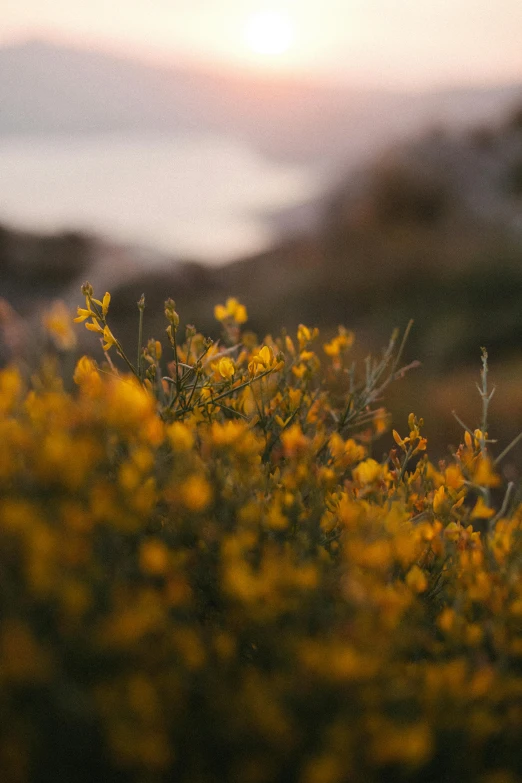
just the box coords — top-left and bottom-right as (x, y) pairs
(243, 9), (295, 57)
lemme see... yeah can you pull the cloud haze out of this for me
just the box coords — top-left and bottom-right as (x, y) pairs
(2, 1), (522, 89)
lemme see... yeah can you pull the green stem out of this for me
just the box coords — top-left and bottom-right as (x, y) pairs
(172, 328), (180, 394)
(396, 444), (415, 485)
(115, 341), (139, 378)
(184, 372), (201, 411)
(137, 302), (144, 380)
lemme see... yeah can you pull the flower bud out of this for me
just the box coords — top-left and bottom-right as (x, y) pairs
(164, 298), (179, 328)
(166, 325), (175, 346)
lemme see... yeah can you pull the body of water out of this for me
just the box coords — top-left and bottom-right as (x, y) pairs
(0, 132), (320, 263)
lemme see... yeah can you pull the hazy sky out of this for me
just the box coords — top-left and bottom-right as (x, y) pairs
(2, 0), (522, 89)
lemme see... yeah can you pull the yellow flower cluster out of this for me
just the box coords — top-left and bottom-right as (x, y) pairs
(0, 290), (522, 782)
(214, 296), (248, 325)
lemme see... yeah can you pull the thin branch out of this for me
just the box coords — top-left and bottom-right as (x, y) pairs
(489, 482), (515, 531)
(494, 430), (522, 466)
(390, 319), (414, 377)
(452, 411), (474, 436)
(137, 295), (144, 380)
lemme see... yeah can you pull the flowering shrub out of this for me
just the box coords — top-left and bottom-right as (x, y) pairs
(1, 287), (522, 782)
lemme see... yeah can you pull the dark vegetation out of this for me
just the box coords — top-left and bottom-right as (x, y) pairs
(0, 225), (91, 303)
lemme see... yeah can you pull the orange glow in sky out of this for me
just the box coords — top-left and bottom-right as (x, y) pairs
(1, 0), (522, 88)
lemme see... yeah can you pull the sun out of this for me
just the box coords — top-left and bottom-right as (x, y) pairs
(243, 9), (295, 58)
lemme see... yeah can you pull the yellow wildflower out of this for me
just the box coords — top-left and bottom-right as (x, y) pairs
(139, 539), (169, 576)
(102, 325), (118, 352)
(473, 457), (501, 488)
(248, 345), (276, 376)
(101, 291), (110, 317)
(214, 297), (248, 324)
(392, 429), (407, 448)
(433, 486), (446, 515)
(352, 458), (382, 485)
(285, 335), (296, 356)
(437, 607), (456, 633)
(266, 502), (288, 530)
(0, 366), (22, 413)
(218, 357), (235, 380)
(323, 326), (354, 357)
(371, 722), (432, 767)
(297, 324), (318, 350)
(329, 434), (365, 466)
(73, 355), (99, 387)
(210, 420), (249, 447)
(42, 300), (77, 351)
(85, 320), (103, 335)
(406, 565), (428, 593)
(445, 464), (464, 490)
(73, 305), (97, 323)
(281, 424), (309, 457)
(166, 422), (194, 452)
(292, 363), (307, 379)
(471, 496), (495, 519)
(180, 475), (212, 512)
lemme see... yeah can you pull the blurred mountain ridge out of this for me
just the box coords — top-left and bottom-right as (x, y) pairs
(2, 100), (522, 454)
(2, 100), (522, 357)
(1, 38), (522, 166)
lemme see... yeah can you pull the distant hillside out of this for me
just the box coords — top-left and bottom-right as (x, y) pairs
(1, 39), (522, 165)
(2, 102), (522, 357)
(0, 223), (93, 305)
(101, 104), (522, 366)
(272, 106), (522, 237)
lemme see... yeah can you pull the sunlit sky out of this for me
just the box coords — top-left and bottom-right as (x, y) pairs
(2, 0), (522, 89)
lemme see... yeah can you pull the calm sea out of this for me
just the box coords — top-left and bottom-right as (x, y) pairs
(0, 132), (319, 264)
